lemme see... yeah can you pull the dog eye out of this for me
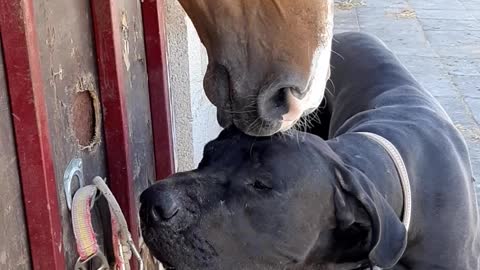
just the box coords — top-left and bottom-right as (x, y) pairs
(250, 179), (272, 191)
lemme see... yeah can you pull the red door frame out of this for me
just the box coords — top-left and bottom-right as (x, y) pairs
(91, 0), (175, 269)
(141, 0), (175, 180)
(90, 1), (140, 269)
(0, 0), (174, 268)
(0, 1), (66, 269)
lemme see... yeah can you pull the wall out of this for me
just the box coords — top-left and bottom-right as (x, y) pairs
(31, 0), (155, 267)
(1, 0), (216, 267)
(165, 0), (221, 172)
(32, 1), (109, 266)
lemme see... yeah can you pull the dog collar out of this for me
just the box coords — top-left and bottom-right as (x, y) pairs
(356, 132), (412, 231)
(356, 132), (412, 270)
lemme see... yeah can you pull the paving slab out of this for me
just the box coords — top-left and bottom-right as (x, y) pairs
(465, 98), (480, 124)
(424, 30), (480, 58)
(451, 75), (480, 98)
(334, 9), (361, 32)
(408, 0), (466, 10)
(439, 57), (480, 76)
(397, 55), (460, 97)
(334, 0), (480, 203)
(470, 10), (480, 20)
(418, 18), (480, 31)
(414, 9), (477, 20)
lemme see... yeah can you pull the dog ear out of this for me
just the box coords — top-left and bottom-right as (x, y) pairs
(334, 166), (407, 268)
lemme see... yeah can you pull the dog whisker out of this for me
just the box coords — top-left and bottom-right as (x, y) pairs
(327, 77), (337, 95)
(331, 49), (345, 60)
(223, 109), (257, 114)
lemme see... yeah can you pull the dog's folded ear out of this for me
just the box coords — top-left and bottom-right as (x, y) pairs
(334, 166), (407, 268)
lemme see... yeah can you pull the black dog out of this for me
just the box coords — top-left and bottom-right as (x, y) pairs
(140, 32), (480, 269)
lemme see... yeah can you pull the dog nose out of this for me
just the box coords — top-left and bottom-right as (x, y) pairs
(141, 187), (181, 222)
(150, 195), (179, 221)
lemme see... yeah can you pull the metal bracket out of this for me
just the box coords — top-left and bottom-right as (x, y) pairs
(64, 158), (85, 210)
(74, 251), (109, 270)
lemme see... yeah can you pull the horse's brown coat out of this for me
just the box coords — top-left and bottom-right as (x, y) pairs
(177, 0), (334, 136)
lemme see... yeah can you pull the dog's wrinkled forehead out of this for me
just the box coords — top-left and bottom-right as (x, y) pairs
(198, 127), (331, 176)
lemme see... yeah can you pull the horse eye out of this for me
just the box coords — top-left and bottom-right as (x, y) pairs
(251, 179), (272, 191)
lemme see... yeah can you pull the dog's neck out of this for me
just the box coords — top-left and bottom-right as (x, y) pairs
(328, 134), (404, 218)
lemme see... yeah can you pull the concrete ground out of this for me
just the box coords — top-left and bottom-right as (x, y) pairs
(334, 0), (480, 201)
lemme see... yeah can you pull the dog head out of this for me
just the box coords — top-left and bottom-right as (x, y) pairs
(140, 127), (407, 269)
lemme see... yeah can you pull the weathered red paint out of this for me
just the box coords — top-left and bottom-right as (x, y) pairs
(90, 1), (139, 269)
(0, 1), (66, 269)
(141, 0), (175, 180)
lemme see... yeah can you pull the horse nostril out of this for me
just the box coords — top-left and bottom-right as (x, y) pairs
(272, 88), (289, 109)
(150, 195), (180, 221)
(259, 87), (290, 121)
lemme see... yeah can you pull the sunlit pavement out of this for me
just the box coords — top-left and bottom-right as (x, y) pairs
(334, 0), (480, 202)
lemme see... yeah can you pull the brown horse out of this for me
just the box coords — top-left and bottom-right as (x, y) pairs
(177, 0), (334, 136)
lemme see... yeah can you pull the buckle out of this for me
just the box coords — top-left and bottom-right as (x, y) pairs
(75, 251), (109, 270)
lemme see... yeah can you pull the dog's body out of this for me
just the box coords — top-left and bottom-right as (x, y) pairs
(140, 32), (480, 269)
(321, 32), (480, 269)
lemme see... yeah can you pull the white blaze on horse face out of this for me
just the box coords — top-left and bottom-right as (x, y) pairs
(281, 25), (334, 131)
(178, 0), (335, 135)
(281, 1), (334, 131)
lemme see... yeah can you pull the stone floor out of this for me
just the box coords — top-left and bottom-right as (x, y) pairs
(334, 0), (480, 201)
